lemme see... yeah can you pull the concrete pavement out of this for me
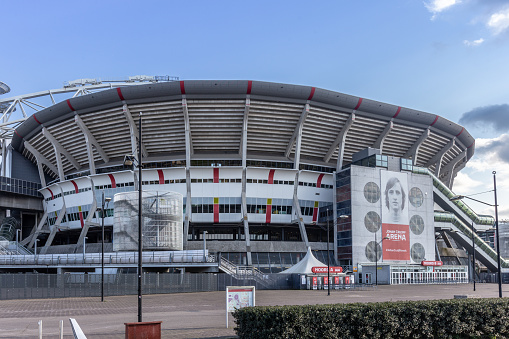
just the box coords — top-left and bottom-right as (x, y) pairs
(0, 283), (507, 338)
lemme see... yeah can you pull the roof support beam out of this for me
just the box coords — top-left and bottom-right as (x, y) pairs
(24, 141), (58, 186)
(240, 95), (250, 166)
(74, 115), (109, 175)
(122, 104), (148, 158)
(42, 127), (80, 181)
(292, 175), (309, 247)
(291, 103), (309, 170)
(425, 138), (455, 176)
(440, 150), (466, 189)
(323, 113), (355, 169)
(372, 120), (393, 152)
(182, 96), (193, 249)
(403, 128), (430, 165)
(285, 102), (310, 159)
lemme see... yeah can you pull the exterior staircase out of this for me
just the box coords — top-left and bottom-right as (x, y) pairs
(219, 256), (273, 288)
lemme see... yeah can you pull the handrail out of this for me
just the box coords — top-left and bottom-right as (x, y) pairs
(413, 167), (494, 226)
(434, 211), (509, 268)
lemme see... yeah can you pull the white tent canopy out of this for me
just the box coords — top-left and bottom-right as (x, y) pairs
(279, 247), (326, 274)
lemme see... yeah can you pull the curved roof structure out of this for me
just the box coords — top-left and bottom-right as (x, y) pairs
(11, 80), (474, 183)
(0, 81), (10, 95)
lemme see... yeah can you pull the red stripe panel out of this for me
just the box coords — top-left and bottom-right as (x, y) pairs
(117, 87), (125, 101)
(268, 169), (275, 184)
(430, 115), (439, 126)
(312, 207), (318, 222)
(456, 127), (464, 137)
(214, 204), (219, 223)
(157, 169), (164, 184)
(354, 98), (363, 110)
(79, 211), (84, 228)
(213, 168), (219, 183)
(307, 87), (316, 100)
(180, 81), (186, 94)
(266, 205), (271, 224)
(15, 130), (22, 138)
(108, 174), (117, 188)
(48, 188), (54, 200)
(393, 107), (401, 118)
(33, 115), (42, 125)
(247, 80), (252, 94)
(66, 99), (75, 111)
(71, 180), (79, 194)
(467, 141), (475, 148)
(317, 173), (324, 188)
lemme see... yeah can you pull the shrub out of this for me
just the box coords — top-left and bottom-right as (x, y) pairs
(233, 298), (509, 338)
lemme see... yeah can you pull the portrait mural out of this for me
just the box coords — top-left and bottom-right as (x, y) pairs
(380, 171), (410, 261)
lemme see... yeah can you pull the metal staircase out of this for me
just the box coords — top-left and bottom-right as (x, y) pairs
(0, 236), (33, 255)
(219, 256), (272, 288)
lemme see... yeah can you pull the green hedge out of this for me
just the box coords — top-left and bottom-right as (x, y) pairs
(233, 298), (509, 338)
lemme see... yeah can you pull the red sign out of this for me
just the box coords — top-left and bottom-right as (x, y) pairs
(334, 276), (340, 284)
(311, 266), (343, 273)
(323, 276), (329, 285)
(312, 276), (318, 285)
(382, 223), (410, 261)
(421, 261), (443, 266)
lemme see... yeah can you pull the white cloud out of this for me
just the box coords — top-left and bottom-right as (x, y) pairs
(463, 38), (484, 47)
(487, 7), (509, 35)
(425, 0), (461, 19)
(452, 171), (483, 195)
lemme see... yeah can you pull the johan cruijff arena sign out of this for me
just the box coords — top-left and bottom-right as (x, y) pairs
(381, 171), (410, 261)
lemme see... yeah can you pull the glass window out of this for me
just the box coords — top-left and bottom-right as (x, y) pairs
(363, 182), (380, 203)
(364, 211), (381, 233)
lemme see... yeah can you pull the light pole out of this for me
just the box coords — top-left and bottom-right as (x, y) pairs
(450, 170), (502, 298)
(375, 234), (389, 285)
(326, 208), (330, 296)
(203, 230), (208, 262)
(34, 238), (40, 256)
(472, 221), (476, 292)
(124, 112), (144, 322)
(16, 229), (21, 243)
(101, 192), (112, 302)
(83, 237), (88, 258)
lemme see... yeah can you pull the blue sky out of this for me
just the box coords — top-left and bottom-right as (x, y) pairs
(2, 0), (509, 218)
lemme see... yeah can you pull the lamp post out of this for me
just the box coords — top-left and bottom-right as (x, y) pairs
(375, 234), (390, 285)
(326, 208), (330, 296)
(472, 221), (476, 292)
(83, 237), (88, 258)
(101, 192), (112, 302)
(450, 170), (502, 298)
(16, 229), (21, 243)
(203, 230), (208, 262)
(34, 238), (39, 256)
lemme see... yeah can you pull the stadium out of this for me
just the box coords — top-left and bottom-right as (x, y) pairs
(0, 79), (506, 284)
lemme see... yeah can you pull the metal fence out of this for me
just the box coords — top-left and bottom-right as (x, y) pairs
(0, 273), (302, 300)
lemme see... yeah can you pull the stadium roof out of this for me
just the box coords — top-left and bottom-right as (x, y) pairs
(11, 80), (474, 182)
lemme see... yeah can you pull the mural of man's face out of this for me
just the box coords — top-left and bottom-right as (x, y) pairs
(387, 182), (403, 212)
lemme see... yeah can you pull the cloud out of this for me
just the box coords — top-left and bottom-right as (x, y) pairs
(425, 0), (461, 19)
(452, 171), (483, 194)
(475, 134), (509, 164)
(487, 7), (509, 34)
(463, 38), (484, 46)
(459, 104), (509, 133)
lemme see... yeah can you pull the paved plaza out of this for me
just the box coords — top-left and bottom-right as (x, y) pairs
(0, 283), (507, 338)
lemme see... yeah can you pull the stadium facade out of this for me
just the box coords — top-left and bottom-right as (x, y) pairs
(5, 79), (501, 281)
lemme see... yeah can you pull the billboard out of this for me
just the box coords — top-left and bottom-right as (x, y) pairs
(381, 171), (410, 261)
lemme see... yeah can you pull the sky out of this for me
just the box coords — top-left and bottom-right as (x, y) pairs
(1, 0), (509, 219)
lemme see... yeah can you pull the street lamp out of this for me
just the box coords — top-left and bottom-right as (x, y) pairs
(471, 221), (476, 291)
(101, 192), (112, 302)
(375, 233), (390, 286)
(203, 230), (208, 262)
(450, 171), (501, 298)
(123, 111), (143, 322)
(34, 238), (40, 257)
(83, 237), (88, 258)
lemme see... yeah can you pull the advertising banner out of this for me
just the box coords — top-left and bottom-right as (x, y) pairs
(381, 171), (410, 261)
(312, 276), (318, 289)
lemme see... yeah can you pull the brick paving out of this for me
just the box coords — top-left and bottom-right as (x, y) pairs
(0, 283), (507, 338)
